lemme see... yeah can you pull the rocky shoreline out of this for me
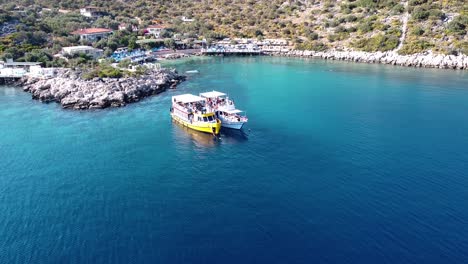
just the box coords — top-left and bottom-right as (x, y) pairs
(18, 68), (185, 110)
(268, 50), (468, 70)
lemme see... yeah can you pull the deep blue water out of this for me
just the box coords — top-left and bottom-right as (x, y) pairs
(1, 57), (468, 264)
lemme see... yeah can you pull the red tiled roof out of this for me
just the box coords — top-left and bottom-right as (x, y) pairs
(71, 28), (113, 35)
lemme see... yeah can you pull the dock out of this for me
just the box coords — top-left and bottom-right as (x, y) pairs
(201, 48), (263, 56)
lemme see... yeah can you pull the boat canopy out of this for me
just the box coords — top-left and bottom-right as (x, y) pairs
(224, 109), (244, 114)
(199, 91), (226, 98)
(173, 94), (205, 103)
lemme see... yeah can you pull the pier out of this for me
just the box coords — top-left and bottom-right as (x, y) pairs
(201, 48), (263, 56)
(201, 38), (291, 56)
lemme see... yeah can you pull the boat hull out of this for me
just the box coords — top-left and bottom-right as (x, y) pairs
(171, 113), (221, 135)
(221, 121), (244, 130)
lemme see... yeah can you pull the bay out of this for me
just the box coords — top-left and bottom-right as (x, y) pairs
(1, 57), (468, 263)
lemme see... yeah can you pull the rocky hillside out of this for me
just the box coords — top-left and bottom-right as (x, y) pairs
(3, 0), (468, 55)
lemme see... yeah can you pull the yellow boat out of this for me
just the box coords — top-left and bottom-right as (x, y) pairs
(170, 94), (221, 135)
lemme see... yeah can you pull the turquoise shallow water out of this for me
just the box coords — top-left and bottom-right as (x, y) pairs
(1, 57), (468, 263)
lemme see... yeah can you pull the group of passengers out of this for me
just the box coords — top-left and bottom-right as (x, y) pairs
(205, 97), (234, 112)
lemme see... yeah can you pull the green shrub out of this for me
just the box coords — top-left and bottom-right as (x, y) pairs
(335, 26), (347, 33)
(328, 32), (350, 42)
(296, 41), (328, 51)
(353, 33), (399, 52)
(409, 0), (428, 7)
(391, 4), (405, 14)
(411, 26), (425, 36)
(345, 15), (358, 22)
(447, 15), (468, 36)
(83, 63), (124, 79)
(358, 20), (374, 33)
(454, 41), (468, 55)
(306, 31), (319, 40)
(412, 7), (430, 20)
(428, 9), (445, 20)
(399, 40), (434, 54)
(348, 26), (357, 32)
(118, 59), (132, 69)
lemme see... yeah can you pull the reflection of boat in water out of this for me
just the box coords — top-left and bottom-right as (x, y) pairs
(172, 121), (219, 147)
(173, 119), (248, 147)
(170, 94), (221, 135)
(199, 91), (248, 130)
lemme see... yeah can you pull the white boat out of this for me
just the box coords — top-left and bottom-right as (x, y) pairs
(199, 91), (248, 130)
(216, 109), (248, 129)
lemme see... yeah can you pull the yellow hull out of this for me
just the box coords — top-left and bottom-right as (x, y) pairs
(171, 113), (221, 135)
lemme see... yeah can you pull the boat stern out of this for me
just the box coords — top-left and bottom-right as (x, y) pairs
(212, 119), (222, 135)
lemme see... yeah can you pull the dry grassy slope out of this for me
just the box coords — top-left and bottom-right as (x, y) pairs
(151, 0), (467, 54)
(18, 0), (468, 54)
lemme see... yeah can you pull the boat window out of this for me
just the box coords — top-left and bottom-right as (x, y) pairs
(198, 117), (202, 121)
(207, 115), (214, 121)
(203, 117), (208, 122)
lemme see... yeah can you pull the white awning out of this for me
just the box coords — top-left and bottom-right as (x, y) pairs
(199, 91), (226, 98)
(172, 94), (205, 103)
(225, 109), (243, 114)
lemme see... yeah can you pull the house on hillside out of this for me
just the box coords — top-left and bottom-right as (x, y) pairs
(146, 25), (166, 38)
(71, 28), (113, 42)
(181, 16), (195, 23)
(118, 23), (138, 32)
(80, 6), (103, 18)
(61, 46), (103, 59)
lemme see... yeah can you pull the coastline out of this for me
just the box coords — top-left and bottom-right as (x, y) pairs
(267, 50), (468, 70)
(7, 49), (467, 111)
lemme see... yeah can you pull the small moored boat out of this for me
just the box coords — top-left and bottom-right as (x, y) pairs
(170, 94), (221, 135)
(199, 91), (248, 130)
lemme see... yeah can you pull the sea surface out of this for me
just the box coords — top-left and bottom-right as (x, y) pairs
(1, 57), (468, 264)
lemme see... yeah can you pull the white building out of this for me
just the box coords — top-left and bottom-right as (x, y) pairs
(0, 60), (51, 78)
(181, 16), (195, 22)
(71, 28), (113, 42)
(61, 46), (103, 59)
(80, 6), (102, 18)
(118, 23), (138, 32)
(146, 25), (166, 38)
(29, 66), (55, 77)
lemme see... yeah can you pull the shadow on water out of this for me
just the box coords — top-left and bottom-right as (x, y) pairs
(172, 121), (220, 148)
(172, 120), (249, 148)
(219, 128), (249, 144)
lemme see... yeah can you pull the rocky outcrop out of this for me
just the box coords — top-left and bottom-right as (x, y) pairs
(19, 68), (185, 110)
(268, 50), (468, 70)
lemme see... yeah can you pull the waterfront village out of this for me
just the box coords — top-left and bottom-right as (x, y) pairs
(2, 3), (468, 81)
(0, 5), (292, 80)
(2, 3), (468, 107)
